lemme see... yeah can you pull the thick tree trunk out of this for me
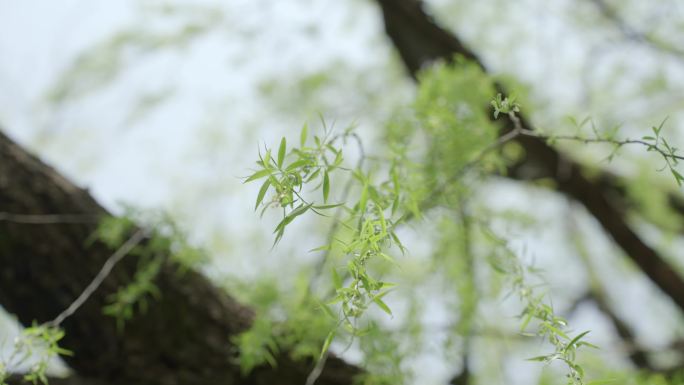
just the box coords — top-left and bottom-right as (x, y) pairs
(0, 129), (360, 384)
(374, 0), (684, 314)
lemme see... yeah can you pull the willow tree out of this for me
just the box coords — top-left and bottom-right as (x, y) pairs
(1, 1), (684, 385)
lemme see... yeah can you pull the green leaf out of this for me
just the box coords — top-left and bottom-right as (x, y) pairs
(323, 170), (330, 203)
(331, 268), (342, 289)
(579, 116), (592, 129)
(274, 203), (313, 234)
(332, 150), (343, 168)
(373, 297), (392, 316)
(520, 310), (534, 332)
(359, 184), (368, 213)
(264, 149), (272, 167)
(543, 322), (569, 340)
(288, 202), (312, 219)
(313, 203), (344, 210)
(273, 227), (285, 247)
(305, 168), (321, 182)
(245, 169), (271, 183)
(255, 179), (271, 210)
(565, 330), (591, 352)
(390, 231), (406, 254)
(376, 206), (387, 235)
(327, 294), (344, 305)
(300, 122), (308, 147)
(671, 169), (684, 186)
(577, 341), (600, 349)
(277, 137), (286, 168)
(526, 355), (550, 362)
(656, 116), (669, 134)
(309, 244), (332, 252)
(378, 252), (397, 265)
(286, 159), (310, 171)
(319, 331), (335, 361)
(318, 301), (336, 320)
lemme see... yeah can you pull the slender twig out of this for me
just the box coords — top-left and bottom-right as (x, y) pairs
(304, 350), (330, 385)
(0, 212), (99, 224)
(304, 311), (353, 385)
(311, 132), (366, 283)
(518, 129), (684, 161)
(46, 229), (147, 327)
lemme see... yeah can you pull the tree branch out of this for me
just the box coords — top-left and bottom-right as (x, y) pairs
(0, 129), (361, 384)
(373, 0), (684, 314)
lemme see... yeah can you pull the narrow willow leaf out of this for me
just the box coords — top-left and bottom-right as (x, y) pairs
(309, 244), (332, 252)
(263, 351), (277, 367)
(300, 122), (308, 147)
(305, 168), (321, 182)
(313, 203), (344, 210)
(657, 116), (669, 133)
(565, 331), (591, 352)
(519, 311), (533, 332)
(286, 159), (310, 171)
(274, 203), (312, 234)
(373, 297), (392, 316)
(543, 322), (569, 340)
(359, 184), (368, 212)
(264, 149), (272, 167)
(319, 331), (335, 360)
(390, 231), (406, 254)
(277, 137), (286, 168)
(333, 150), (343, 168)
(376, 206), (387, 235)
(391, 196), (399, 216)
(317, 300), (336, 320)
(579, 116), (592, 128)
(671, 169), (684, 186)
(323, 170), (330, 203)
(289, 202), (313, 219)
(245, 169), (271, 183)
(578, 341), (600, 349)
(331, 268), (342, 289)
(378, 252), (397, 265)
(326, 294), (344, 305)
(273, 227), (285, 247)
(255, 179), (271, 210)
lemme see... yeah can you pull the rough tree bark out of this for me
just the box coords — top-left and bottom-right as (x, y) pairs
(374, 0), (684, 314)
(0, 129), (360, 384)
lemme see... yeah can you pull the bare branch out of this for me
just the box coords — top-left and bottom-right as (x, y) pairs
(0, 213), (99, 224)
(46, 229), (147, 328)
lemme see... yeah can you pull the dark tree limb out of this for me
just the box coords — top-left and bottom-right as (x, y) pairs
(588, 292), (652, 370)
(374, 0), (684, 313)
(0, 129), (360, 384)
